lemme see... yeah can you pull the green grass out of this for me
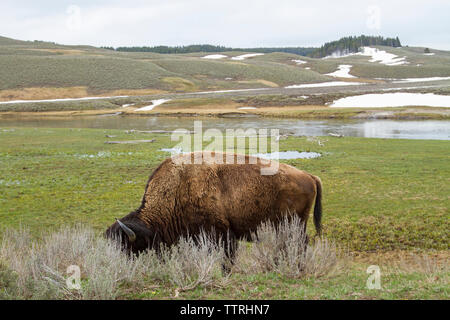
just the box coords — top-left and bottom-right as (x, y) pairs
(0, 128), (448, 251)
(152, 58), (328, 86)
(125, 264), (448, 300)
(0, 127), (448, 300)
(0, 55), (173, 92)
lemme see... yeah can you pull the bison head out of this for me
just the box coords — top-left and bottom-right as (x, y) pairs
(105, 216), (158, 254)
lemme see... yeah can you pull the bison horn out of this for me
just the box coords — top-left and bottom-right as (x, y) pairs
(115, 218), (136, 243)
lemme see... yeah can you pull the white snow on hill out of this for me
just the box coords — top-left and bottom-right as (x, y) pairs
(231, 53), (264, 60)
(324, 47), (408, 66)
(325, 65), (356, 78)
(202, 54), (228, 59)
(292, 59), (307, 65)
(361, 47), (408, 66)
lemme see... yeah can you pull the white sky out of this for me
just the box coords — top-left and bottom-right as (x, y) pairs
(1, 0), (449, 50)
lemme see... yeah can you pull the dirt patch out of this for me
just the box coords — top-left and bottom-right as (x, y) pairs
(0, 87), (89, 101)
(0, 87), (166, 102)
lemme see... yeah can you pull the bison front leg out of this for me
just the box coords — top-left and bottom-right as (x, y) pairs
(221, 230), (238, 274)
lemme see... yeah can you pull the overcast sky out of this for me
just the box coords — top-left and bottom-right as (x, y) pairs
(1, 0), (449, 49)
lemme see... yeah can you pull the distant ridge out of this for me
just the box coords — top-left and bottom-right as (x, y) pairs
(103, 45), (316, 56)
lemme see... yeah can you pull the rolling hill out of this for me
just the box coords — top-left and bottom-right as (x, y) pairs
(0, 35), (449, 102)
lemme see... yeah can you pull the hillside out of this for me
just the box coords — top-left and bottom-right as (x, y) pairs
(0, 35), (449, 102)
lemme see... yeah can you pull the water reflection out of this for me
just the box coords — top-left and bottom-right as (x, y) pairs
(0, 115), (449, 140)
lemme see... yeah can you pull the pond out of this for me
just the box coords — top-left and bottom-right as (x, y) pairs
(0, 115), (449, 140)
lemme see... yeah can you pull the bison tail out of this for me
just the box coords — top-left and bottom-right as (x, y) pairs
(311, 175), (322, 236)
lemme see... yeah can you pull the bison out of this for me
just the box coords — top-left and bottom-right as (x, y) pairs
(106, 152), (322, 262)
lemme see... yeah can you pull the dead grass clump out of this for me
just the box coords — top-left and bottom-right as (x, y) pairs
(0, 87), (89, 101)
(157, 230), (226, 292)
(0, 226), (151, 299)
(0, 226), (227, 299)
(0, 218), (345, 299)
(235, 215), (344, 278)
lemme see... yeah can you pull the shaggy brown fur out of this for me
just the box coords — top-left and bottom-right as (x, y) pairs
(106, 152), (322, 260)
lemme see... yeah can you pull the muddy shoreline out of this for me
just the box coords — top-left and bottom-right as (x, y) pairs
(1, 104), (449, 120)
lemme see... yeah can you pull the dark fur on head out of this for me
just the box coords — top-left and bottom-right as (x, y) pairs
(105, 210), (160, 255)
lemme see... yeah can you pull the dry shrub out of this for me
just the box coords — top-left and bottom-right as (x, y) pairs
(0, 226), (153, 299)
(157, 230), (226, 291)
(0, 226), (226, 299)
(235, 215), (344, 278)
(1, 218), (344, 299)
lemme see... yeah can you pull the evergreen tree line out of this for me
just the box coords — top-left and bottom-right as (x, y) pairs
(308, 35), (402, 58)
(101, 45), (316, 56)
(100, 35), (401, 57)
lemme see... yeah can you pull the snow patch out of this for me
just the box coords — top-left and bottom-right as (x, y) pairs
(231, 53), (264, 60)
(325, 65), (356, 78)
(292, 59), (307, 65)
(423, 53), (435, 56)
(323, 49), (355, 59)
(238, 107), (257, 110)
(324, 46), (408, 66)
(202, 54), (228, 59)
(331, 93), (450, 108)
(135, 99), (171, 111)
(360, 47), (408, 66)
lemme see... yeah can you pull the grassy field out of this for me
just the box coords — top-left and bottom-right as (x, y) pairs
(0, 127), (448, 299)
(0, 127), (448, 249)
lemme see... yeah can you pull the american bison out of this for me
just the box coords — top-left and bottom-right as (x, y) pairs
(106, 152), (322, 262)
